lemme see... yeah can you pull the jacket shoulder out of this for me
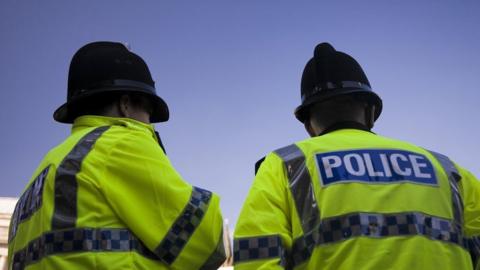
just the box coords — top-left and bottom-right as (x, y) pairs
(254, 156), (266, 175)
(254, 143), (302, 175)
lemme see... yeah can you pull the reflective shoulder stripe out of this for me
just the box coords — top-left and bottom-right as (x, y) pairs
(274, 144), (320, 236)
(154, 186), (212, 265)
(12, 227), (156, 270)
(427, 150), (463, 229)
(233, 235), (287, 266)
(429, 150), (480, 267)
(198, 228), (227, 270)
(52, 126), (110, 229)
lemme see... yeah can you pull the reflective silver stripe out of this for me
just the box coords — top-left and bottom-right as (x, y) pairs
(428, 151), (464, 230)
(199, 228), (227, 270)
(52, 126), (110, 229)
(274, 144), (320, 235)
(290, 211), (467, 267)
(233, 235), (287, 266)
(427, 151), (480, 265)
(12, 227), (156, 270)
(154, 186), (212, 265)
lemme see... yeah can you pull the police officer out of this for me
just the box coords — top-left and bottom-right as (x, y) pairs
(234, 43), (480, 269)
(8, 42), (226, 270)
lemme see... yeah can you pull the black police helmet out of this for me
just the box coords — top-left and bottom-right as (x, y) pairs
(294, 43), (382, 123)
(54, 41), (169, 123)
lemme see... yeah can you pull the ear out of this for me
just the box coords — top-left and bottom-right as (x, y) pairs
(304, 120), (317, 137)
(118, 95), (130, 117)
(365, 105), (375, 129)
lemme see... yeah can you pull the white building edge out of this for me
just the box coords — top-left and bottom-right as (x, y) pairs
(0, 197), (17, 270)
(0, 197), (233, 270)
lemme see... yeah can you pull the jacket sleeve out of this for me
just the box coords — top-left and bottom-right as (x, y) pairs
(458, 166), (480, 270)
(234, 152), (294, 270)
(100, 130), (225, 270)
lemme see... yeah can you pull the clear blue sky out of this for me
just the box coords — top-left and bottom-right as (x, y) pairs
(1, 1), (479, 226)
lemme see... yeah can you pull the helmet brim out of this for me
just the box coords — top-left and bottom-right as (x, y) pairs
(294, 89), (382, 123)
(53, 86), (169, 124)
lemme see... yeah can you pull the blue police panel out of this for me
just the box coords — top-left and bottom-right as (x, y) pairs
(315, 149), (437, 186)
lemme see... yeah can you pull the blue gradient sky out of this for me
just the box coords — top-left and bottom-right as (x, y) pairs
(1, 1), (479, 225)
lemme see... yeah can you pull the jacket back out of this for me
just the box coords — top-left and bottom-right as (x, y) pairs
(234, 129), (480, 270)
(8, 116), (225, 270)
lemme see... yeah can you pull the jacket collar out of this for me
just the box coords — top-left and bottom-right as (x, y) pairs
(318, 121), (372, 136)
(72, 115), (156, 135)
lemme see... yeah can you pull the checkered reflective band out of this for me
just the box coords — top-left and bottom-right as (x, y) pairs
(290, 211), (468, 267)
(154, 186), (212, 265)
(233, 235), (287, 266)
(12, 227), (157, 270)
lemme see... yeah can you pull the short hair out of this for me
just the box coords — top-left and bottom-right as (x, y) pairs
(308, 93), (370, 124)
(70, 92), (153, 120)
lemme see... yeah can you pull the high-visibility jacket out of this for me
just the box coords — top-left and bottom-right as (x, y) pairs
(8, 115), (226, 270)
(234, 128), (480, 270)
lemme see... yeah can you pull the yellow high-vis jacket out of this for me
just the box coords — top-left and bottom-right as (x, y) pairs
(234, 128), (480, 270)
(8, 115), (225, 270)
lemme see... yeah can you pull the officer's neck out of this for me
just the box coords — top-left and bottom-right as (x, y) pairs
(316, 121), (372, 137)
